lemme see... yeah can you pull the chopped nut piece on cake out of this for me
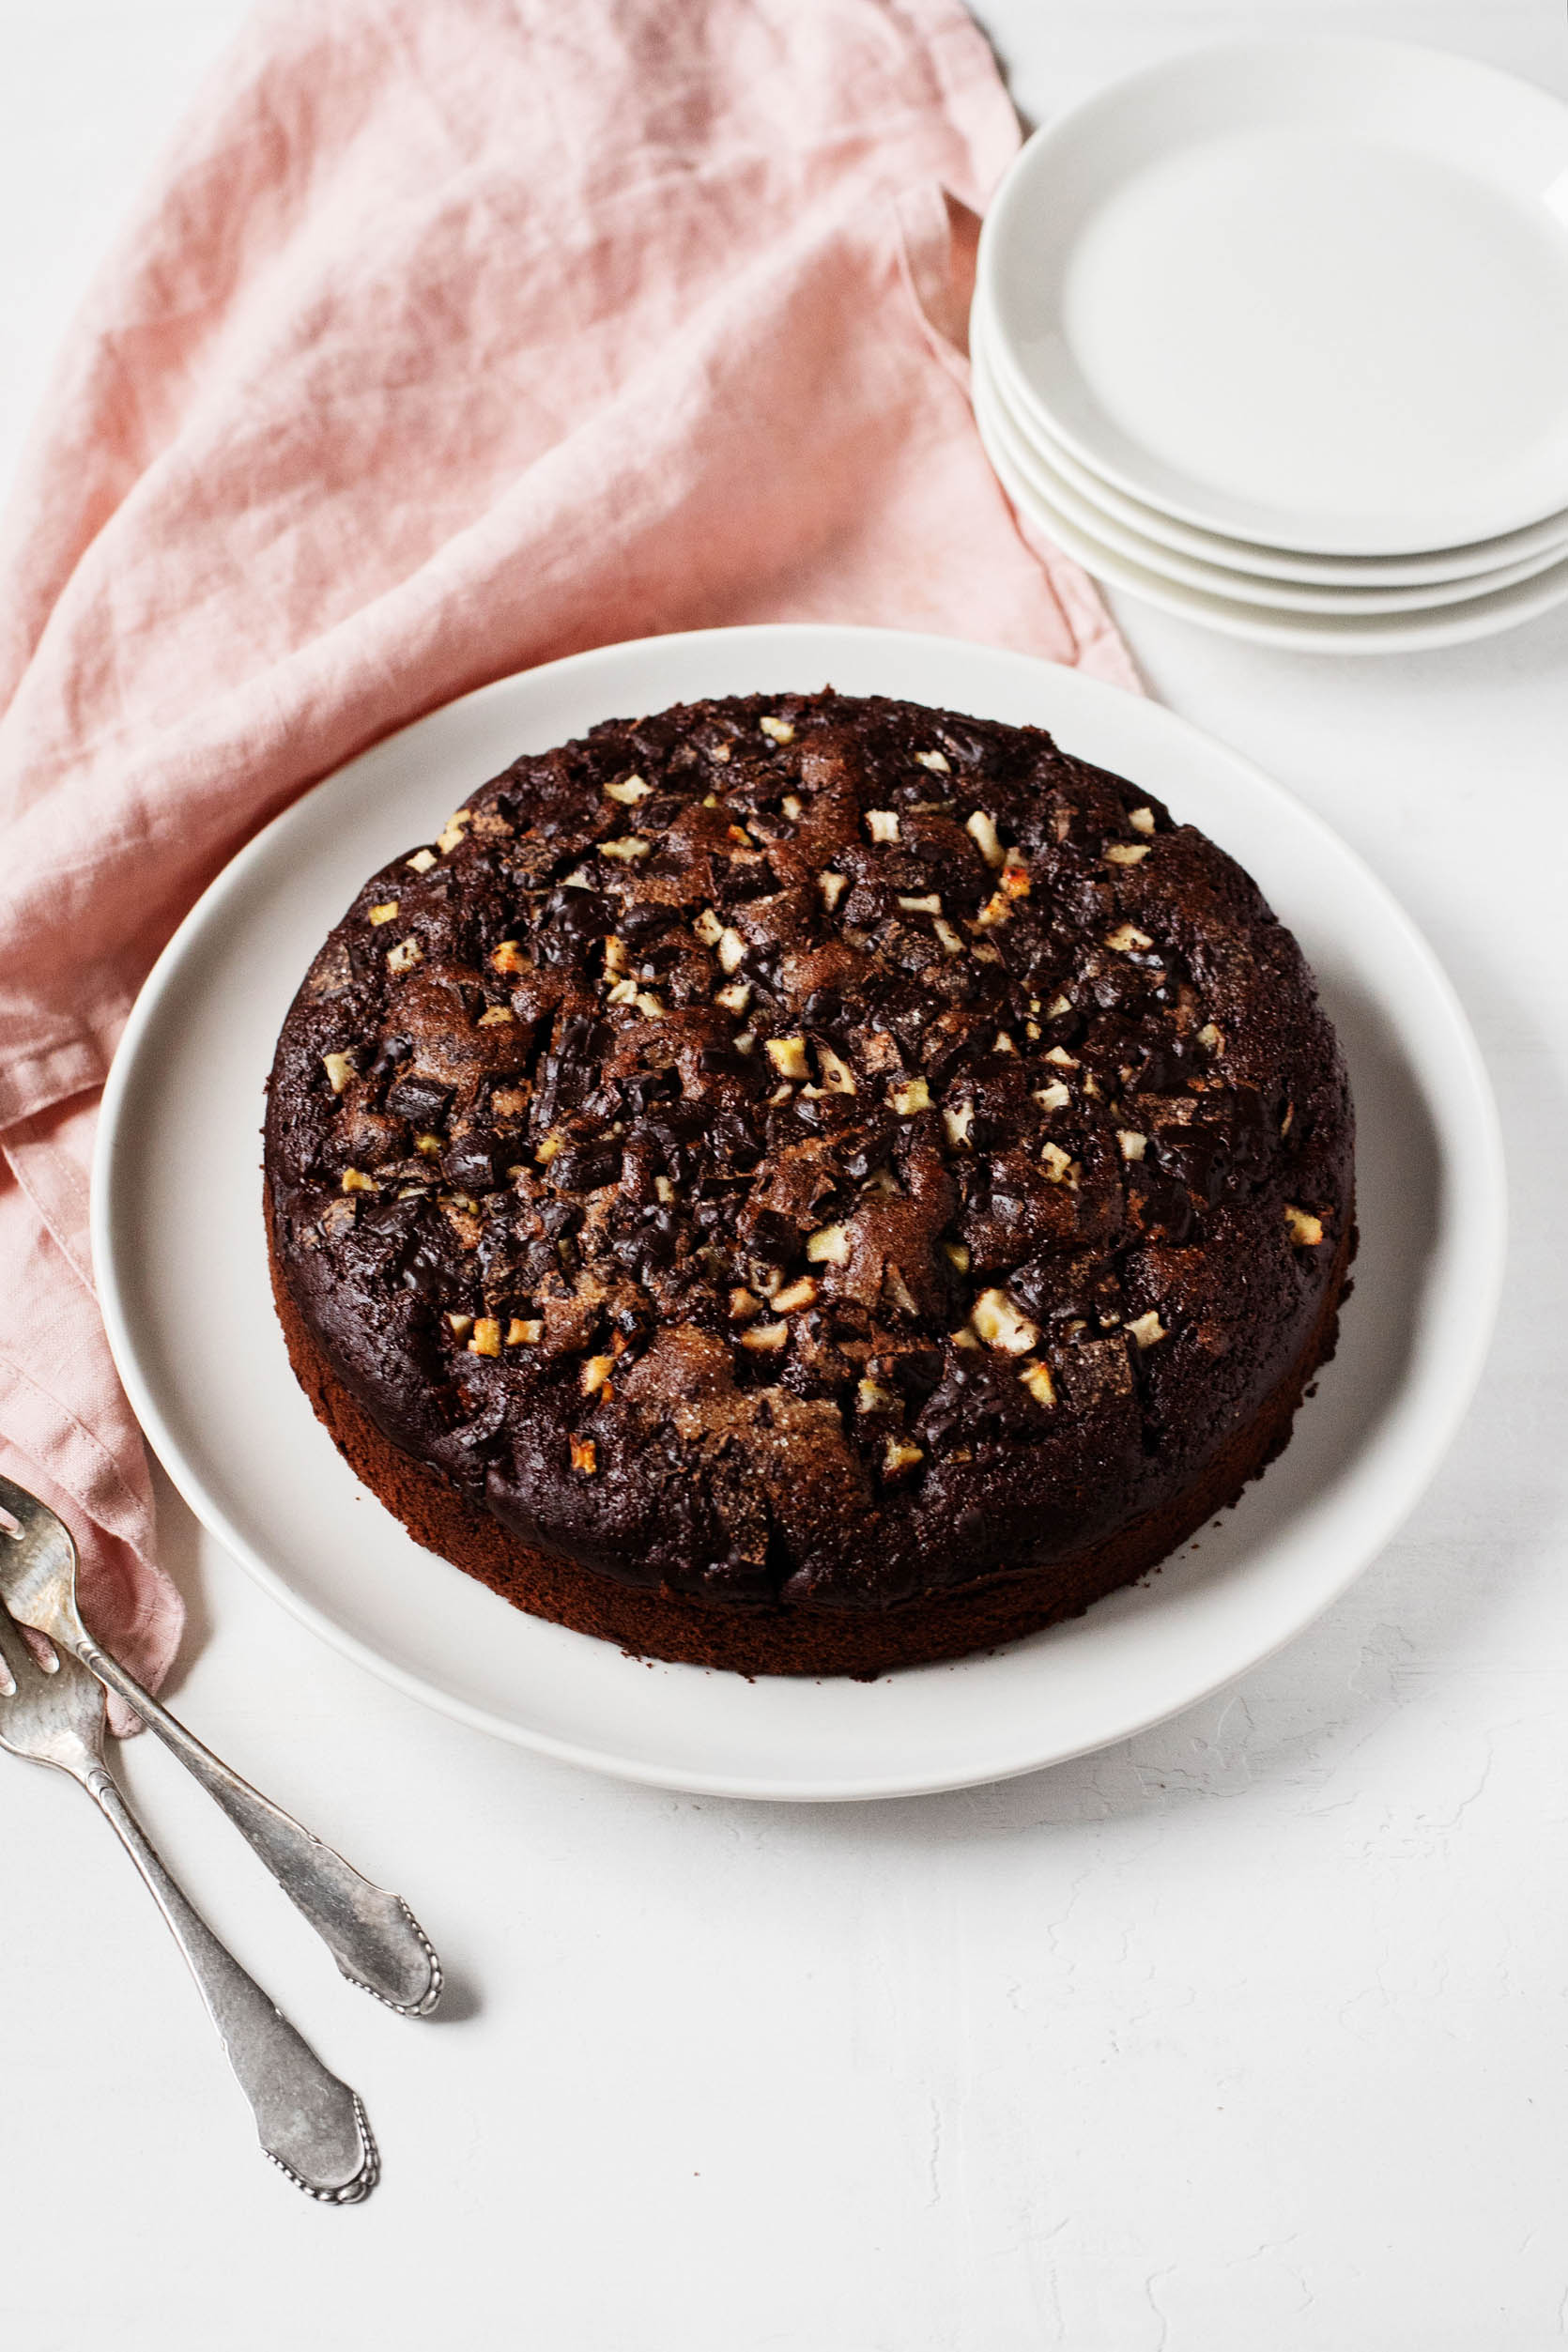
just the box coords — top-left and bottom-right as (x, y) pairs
(386, 937), (423, 975)
(966, 810), (1005, 867)
(760, 715), (795, 744)
(1105, 843), (1149, 867)
(1019, 1361), (1056, 1408)
(891, 1078), (930, 1115)
(806, 1224), (850, 1264)
(865, 809), (900, 844)
(322, 1052), (356, 1095)
(884, 1267), (919, 1317)
(468, 1318), (502, 1358)
(368, 901), (399, 926)
(1129, 807), (1156, 834)
(605, 774), (651, 804)
(570, 1436), (597, 1475)
(1284, 1206), (1325, 1247)
(1129, 1311), (1168, 1348)
(971, 1289), (1039, 1355)
(765, 1036), (809, 1079)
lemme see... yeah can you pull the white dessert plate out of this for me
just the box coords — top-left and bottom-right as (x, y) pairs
(975, 285), (1568, 588)
(94, 627), (1504, 1802)
(975, 356), (1568, 654)
(975, 314), (1568, 615)
(978, 39), (1568, 556)
(974, 298), (1568, 602)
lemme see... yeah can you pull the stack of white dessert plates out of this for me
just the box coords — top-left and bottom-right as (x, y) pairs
(973, 38), (1568, 653)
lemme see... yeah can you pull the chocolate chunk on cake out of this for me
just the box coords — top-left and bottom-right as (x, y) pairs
(264, 690), (1354, 1677)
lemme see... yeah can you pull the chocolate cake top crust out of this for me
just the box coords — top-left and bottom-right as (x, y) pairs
(265, 691), (1352, 1613)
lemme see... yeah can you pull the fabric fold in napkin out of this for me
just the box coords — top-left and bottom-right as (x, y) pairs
(0, 0), (1135, 1699)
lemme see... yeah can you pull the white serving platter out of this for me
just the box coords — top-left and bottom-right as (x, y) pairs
(94, 626), (1504, 1800)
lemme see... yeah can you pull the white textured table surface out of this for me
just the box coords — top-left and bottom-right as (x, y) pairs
(4, 5), (1567, 2346)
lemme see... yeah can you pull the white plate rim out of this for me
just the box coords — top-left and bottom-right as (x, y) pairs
(974, 356), (1568, 653)
(92, 625), (1507, 1800)
(973, 282), (1568, 587)
(973, 302), (1568, 609)
(977, 36), (1568, 556)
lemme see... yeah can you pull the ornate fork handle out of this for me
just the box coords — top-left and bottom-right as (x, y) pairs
(82, 1637), (439, 2018)
(84, 1763), (377, 2201)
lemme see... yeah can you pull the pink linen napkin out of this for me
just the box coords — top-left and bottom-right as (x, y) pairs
(0, 0), (1136, 1702)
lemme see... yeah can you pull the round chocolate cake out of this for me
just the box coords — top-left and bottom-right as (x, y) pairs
(265, 690), (1353, 1677)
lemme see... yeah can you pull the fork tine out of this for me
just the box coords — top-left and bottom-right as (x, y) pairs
(0, 1468), (50, 1535)
(0, 1596), (46, 1686)
(0, 1469), (30, 1534)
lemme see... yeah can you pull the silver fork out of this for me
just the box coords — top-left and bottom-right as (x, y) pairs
(0, 1595), (377, 2199)
(0, 1470), (439, 2017)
